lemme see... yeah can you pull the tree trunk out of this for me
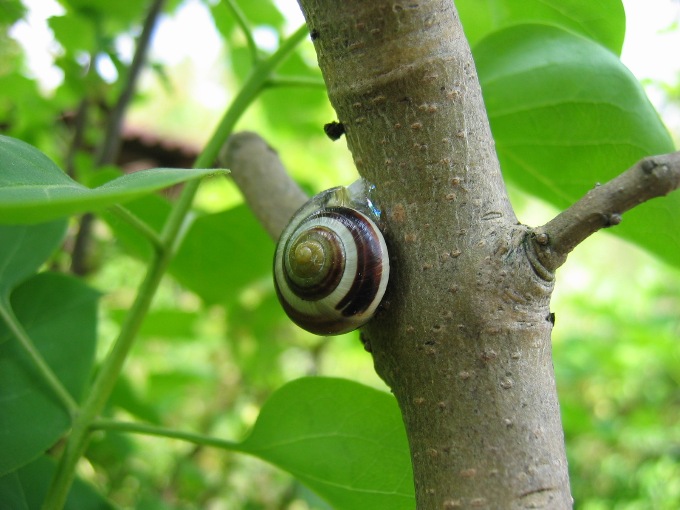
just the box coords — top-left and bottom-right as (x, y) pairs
(296, 1), (573, 507)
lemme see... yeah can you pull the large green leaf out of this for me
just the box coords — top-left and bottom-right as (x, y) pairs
(100, 192), (170, 261)
(239, 377), (414, 510)
(0, 221), (67, 296)
(210, 0), (285, 43)
(102, 195), (273, 305)
(0, 455), (114, 510)
(0, 273), (99, 475)
(60, 0), (146, 24)
(48, 14), (97, 53)
(475, 24), (678, 268)
(0, 135), (226, 224)
(170, 206), (273, 304)
(458, 0), (625, 54)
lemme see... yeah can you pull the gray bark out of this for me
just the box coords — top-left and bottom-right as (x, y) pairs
(223, 1), (680, 508)
(296, 1), (572, 508)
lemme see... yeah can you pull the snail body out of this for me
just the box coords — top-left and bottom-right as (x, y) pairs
(274, 181), (389, 335)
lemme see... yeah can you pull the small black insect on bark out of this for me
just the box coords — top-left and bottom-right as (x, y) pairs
(324, 121), (346, 141)
(547, 312), (556, 326)
(310, 28), (320, 40)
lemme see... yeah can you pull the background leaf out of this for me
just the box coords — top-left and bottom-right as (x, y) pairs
(0, 135), (226, 224)
(103, 199), (273, 305)
(239, 377), (414, 510)
(0, 273), (99, 475)
(457, 0), (626, 54)
(0, 220), (67, 296)
(0, 456), (114, 510)
(170, 206), (273, 304)
(474, 24), (678, 268)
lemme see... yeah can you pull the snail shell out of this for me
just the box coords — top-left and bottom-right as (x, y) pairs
(274, 181), (389, 335)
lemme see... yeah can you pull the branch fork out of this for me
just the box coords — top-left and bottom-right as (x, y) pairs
(529, 151), (680, 277)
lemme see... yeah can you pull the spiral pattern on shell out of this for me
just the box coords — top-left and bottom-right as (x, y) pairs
(274, 185), (389, 335)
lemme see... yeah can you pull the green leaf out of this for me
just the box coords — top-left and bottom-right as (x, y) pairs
(110, 377), (162, 425)
(0, 455), (114, 510)
(0, 471), (28, 510)
(475, 24), (679, 268)
(60, 0), (146, 25)
(0, 0), (26, 26)
(108, 308), (199, 340)
(170, 206), (273, 304)
(101, 193), (171, 261)
(261, 53), (328, 136)
(0, 273), (99, 475)
(103, 198), (273, 305)
(0, 135), (227, 224)
(458, 0), (625, 55)
(210, 0), (285, 42)
(48, 14), (97, 53)
(0, 220), (67, 297)
(239, 377), (414, 510)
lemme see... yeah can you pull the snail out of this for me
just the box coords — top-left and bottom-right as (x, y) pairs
(274, 180), (390, 335)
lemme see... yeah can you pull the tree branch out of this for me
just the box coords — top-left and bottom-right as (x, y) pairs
(531, 151), (680, 275)
(297, 1), (572, 508)
(220, 132), (307, 241)
(96, 0), (166, 166)
(71, 0), (166, 276)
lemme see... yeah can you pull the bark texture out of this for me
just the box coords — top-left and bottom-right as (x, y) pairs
(297, 1), (573, 508)
(221, 132), (307, 240)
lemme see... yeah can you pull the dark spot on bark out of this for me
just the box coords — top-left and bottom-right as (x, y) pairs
(606, 213), (622, 226)
(547, 312), (556, 325)
(533, 232), (549, 246)
(310, 28), (319, 40)
(324, 121), (345, 140)
(641, 158), (657, 173)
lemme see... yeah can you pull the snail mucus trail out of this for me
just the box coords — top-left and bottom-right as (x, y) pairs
(273, 180), (390, 336)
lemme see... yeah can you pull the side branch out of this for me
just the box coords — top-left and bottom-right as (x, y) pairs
(220, 132), (307, 240)
(532, 151), (680, 274)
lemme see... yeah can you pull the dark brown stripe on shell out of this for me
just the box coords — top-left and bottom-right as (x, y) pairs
(274, 281), (358, 335)
(326, 207), (384, 317)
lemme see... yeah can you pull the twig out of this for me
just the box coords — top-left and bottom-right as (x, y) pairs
(0, 299), (79, 415)
(71, 0), (166, 275)
(530, 151), (680, 275)
(266, 75), (326, 88)
(220, 132), (308, 240)
(224, 0), (259, 64)
(95, 0), (166, 166)
(109, 204), (164, 253)
(90, 419), (243, 451)
(64, 97), (90, 179)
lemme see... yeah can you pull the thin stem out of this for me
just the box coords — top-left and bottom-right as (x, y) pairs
(194, 24), (309, 170)
(91, 419), (244, 452)
(0, 299), (79, 415)
(266, 75), (326, 88)
(42, 25), (309, 510)
(224, 0), (259, 64)
(109, 204), (164, 254)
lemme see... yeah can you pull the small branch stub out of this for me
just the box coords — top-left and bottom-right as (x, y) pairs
(532, 151), (680, 274)
(220, 132), (308, 241)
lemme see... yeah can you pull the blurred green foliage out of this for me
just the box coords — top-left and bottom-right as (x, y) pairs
(0, 0), (678, 508)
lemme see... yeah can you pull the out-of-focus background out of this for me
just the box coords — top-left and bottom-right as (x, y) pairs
(3, 0), (680, 508)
